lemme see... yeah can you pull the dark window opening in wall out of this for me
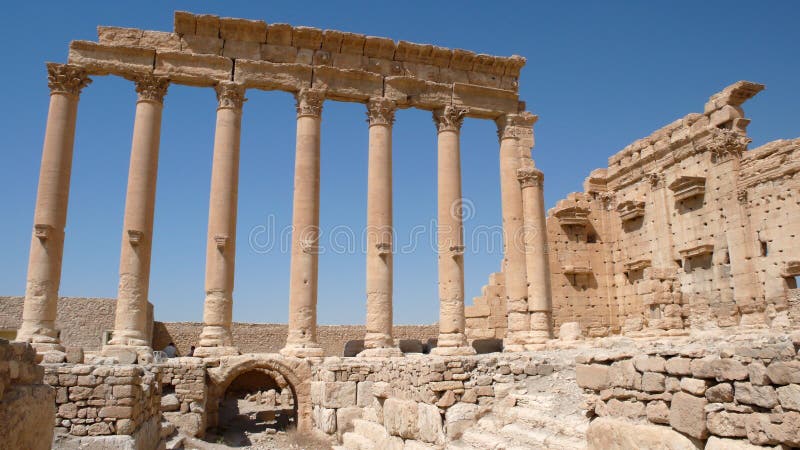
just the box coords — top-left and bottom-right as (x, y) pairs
(787, 276), (799, 290)
(760, 240), (768, 257)
(587, 233), (597, 243)
(102, 330), (113, 345)
(162, 383), (176, 396)
(724, 251), (731, 264)
(675, 259), (683, 269)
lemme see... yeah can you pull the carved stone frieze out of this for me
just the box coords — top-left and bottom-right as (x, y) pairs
(701, 129), (751, 163)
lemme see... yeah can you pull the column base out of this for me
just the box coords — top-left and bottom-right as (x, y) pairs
(280, 343), (324, 358)
(193, 346), (239, 359)
(357, 347), (404, 358)
(503, 330), (530, 352)
(101, 345), (152, 364)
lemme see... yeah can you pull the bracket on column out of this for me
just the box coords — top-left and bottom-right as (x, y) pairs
(127, 229), (143, 246)
(376, 242), (391, 256)
(300, 238), (319, 254)
(214, 234), (229, 250)
(449, 244), (465, 256)
(34, 224), (52, 241)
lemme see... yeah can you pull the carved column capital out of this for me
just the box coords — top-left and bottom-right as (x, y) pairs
(496, 111), (538, 142)
(215, 82), (246, 110)
(133, 73), (169, 103)
(295, 88), (325, 118)
(432, 105), (468, 133)
(46, 62), (91, 96)
(517, 166), (543, 188)
(646, 172), (663, 189)
(366, 97), (396, 126)
(701, 129), (751, 164)
(737, 189), (748, 204)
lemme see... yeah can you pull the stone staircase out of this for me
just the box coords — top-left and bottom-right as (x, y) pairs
(335, 364), (588, 450)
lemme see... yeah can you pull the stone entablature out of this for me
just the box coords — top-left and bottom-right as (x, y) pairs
(67, 11), (525, 119)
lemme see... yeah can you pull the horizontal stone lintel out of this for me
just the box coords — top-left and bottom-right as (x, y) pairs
(66, 41), (521, 117)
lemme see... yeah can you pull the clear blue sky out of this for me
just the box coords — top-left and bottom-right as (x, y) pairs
(1, 1), (798, 325)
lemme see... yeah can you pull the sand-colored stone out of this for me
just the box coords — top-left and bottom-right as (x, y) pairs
(281, 88), (325, 358)
(106, 74), (168, 350)
(195, 82), (246, 359)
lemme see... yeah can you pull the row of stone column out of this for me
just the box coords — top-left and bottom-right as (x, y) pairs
(16, 63), (553, 359)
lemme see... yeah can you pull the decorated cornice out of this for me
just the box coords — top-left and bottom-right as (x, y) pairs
(433, 105), (468, 133)
(46, 62), (91, 96)
(133, 73), (169, 103)
(366, 97), (396, 126)
(295, 88), (325, 118)
(215, 81), (246, 110)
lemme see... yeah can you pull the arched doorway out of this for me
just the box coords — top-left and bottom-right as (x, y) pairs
(205, 354), (313, 438)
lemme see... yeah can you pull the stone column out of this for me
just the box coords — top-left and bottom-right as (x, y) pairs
(519, 163), (554, 344)
(496, 114), (530, 352)
(431, 105), (475, 356)
(360, 98), (402, 357)
(16, 63), (91, 352)
(103, 74), (169, 354)
(281, 88), (325, 358)
(195, 82), (246, 358)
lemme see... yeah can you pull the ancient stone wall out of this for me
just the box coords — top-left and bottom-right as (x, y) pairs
(154, 321), (438, 357)
(0, 339), (54, 450)
(308, 352), (567, 447)
(466, 81), (800, 339)
(577, 334), (800, 448)
(159, 357), (207, 437)
(0, 296), (437, 355)
(45, 363), (162, 448)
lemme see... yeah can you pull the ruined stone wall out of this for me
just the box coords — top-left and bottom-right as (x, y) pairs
(160, 357), (207, 437)
(309, 352), (567, 447)
(467, 81), (800, 339)
(45, 363), (162, 448)
(153, 321), (438, 357)
(0, 339), (55, 450)
(577, 334), (800, 448)
(0, 296), (436, 356)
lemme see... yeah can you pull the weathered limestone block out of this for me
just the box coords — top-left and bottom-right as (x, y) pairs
(586, 417), (702, 450)
(0, 384), (55, 450)
(705, 436), (779, 450)
(734, 382), (779, 409)
(766, 361), (800, 385)
(745, 412), (800, 447)
(577, 364), (610, 391)
(384, 398), (418, 439)
(559, 322), (583, 341)
(417, 402), (445, 445)
(154, 51), (232, 86)
(444, 403), (478, 440)
(633, 355), (666, 373)
(707, 410), (747, 437)
(646, 400), (670, 424)
(68, 41), (155, 76)
(669, 392), (708, 439)
(312, 381), (357, 408)
(706, 383), (734, 403)
(642, 372), (666, 393)
(336, 406), (362, 438)
(679, 378), (708, 396)
(777, 384), (800, 411)
(665, 357), (692, 376)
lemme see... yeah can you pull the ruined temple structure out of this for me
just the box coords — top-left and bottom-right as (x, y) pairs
(3, 9), (800, 450)
(466, 81), (800, 341)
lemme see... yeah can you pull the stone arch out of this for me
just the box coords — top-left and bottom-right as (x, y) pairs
(205, 354), (313, 432)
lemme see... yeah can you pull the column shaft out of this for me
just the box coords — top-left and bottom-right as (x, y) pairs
(361, 98), (401, 357)
(520, 163), (554, 343)
(496, 115), (530, 352)
(431, 106), (475, 356)
(107, 75), (168, 350)
(282, 88), (325, 358)
(17, 63), (90, 352)
(196, 82), (246, 358)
